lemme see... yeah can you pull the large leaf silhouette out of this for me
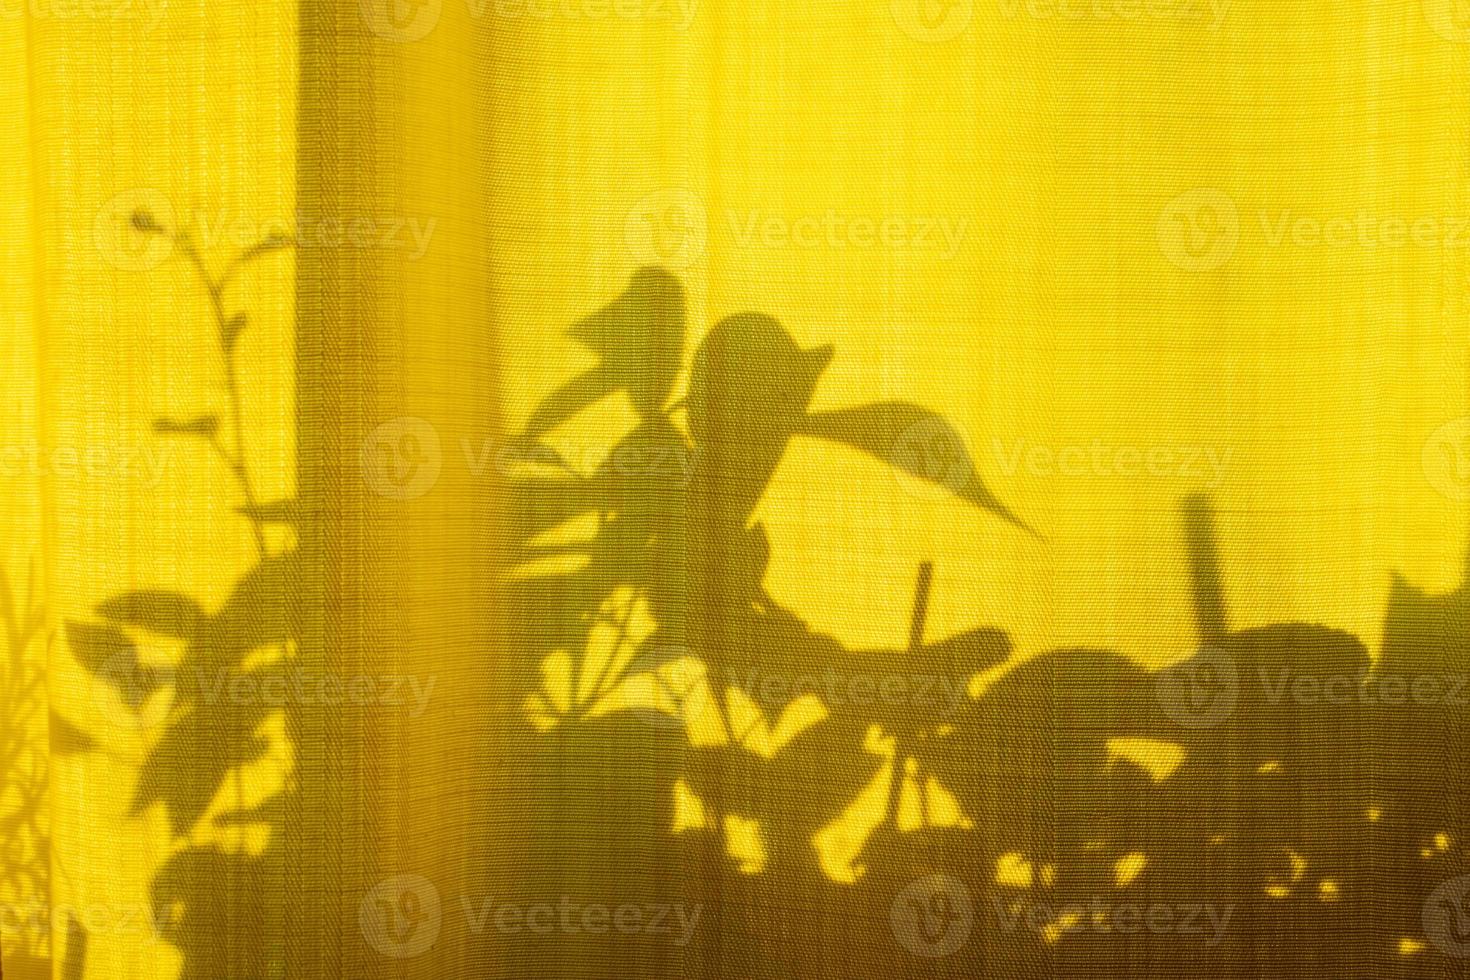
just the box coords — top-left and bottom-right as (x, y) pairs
(96, 590), (205, 639)
(521, 267), (686, 440)
(64, 620), (167, 710)
(797, 402), (1038, 536)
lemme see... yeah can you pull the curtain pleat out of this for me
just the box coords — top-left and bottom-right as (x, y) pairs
(1, 2), (1469, 979)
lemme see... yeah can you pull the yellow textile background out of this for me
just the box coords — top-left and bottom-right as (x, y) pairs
(0, 0), (1467, 977)
(492, 0), (1467, 658)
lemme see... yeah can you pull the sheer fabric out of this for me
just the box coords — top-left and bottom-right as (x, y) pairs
(1, 1), (1467, 978)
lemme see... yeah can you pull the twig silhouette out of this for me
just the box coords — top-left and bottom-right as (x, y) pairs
(130, 210), (291, 557)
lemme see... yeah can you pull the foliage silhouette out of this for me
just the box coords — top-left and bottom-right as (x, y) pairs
(46, 253), (1470, 979)
(497, 268), (1470, 980)
(63, 213), (296, 978)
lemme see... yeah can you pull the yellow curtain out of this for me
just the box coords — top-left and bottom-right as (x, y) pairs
(2, 1), (1468, 978)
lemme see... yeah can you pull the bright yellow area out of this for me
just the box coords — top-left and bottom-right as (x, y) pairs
(492, 1), (1470, 666)
(1, 2), (297, 977)
(2, 0), (1468, 974)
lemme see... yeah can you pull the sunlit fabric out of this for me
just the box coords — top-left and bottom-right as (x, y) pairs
(1, 1), (1468, 978)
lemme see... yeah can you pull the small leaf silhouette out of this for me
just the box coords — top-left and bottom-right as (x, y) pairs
(97, 590), (204, 639)
(221, 313), (248, 352)
(132, 700), (272, 834)
(922, 625), (1012, 674)
(519, 368), (618, 443)
(564, 267), (686, 417)
(155, 415), (220, 438)
(65, 620), (136, 673)
(50, 711), (97, 755)
(65, 620), (163, 709)
(798, 402), (1038, 536)
(240, 233), (292, 263)
(237, 498), (304, 525)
